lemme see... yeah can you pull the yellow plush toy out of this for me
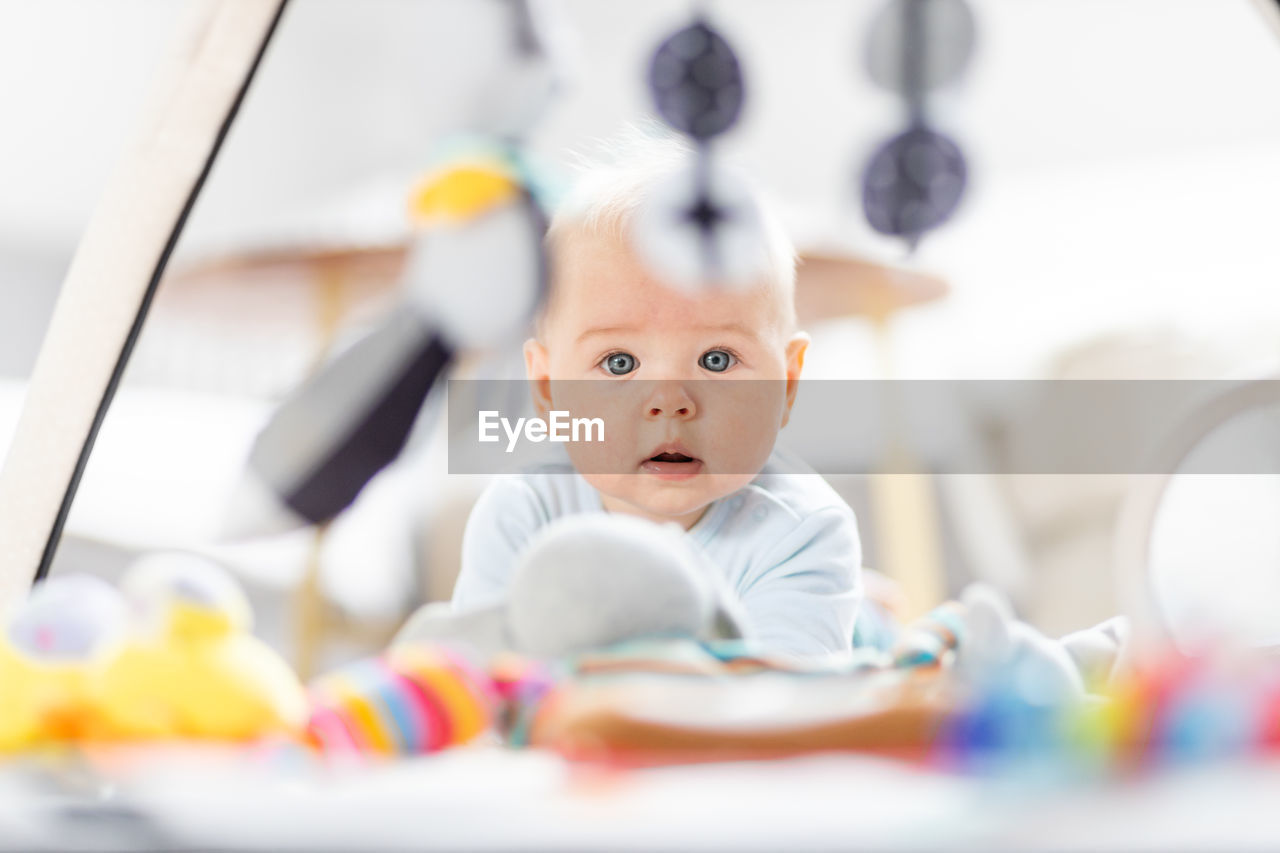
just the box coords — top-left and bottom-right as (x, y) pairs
(0, 575), (128, 750)
(95, 553), (308, 741)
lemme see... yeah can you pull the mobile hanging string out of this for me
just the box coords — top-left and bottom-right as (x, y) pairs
(648, 15), (744, 280)
(638, 12), (777, 292)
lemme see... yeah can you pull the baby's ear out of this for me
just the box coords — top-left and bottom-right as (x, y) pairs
(523, 337), (553, 417)
(781, 332), (809, 427)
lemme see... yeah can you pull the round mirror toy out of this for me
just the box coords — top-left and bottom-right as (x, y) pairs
(1117, 380), (1280, 656)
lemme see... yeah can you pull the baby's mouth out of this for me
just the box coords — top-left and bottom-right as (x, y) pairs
(640, 444), (704, 480)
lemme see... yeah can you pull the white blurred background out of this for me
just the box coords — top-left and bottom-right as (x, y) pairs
(2, 0), (1279, 664)
(3, 0), (1280, 377)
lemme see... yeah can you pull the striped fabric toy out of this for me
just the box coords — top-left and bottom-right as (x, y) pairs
(893, 600), (967, 668)
(307, 645), (498, 756)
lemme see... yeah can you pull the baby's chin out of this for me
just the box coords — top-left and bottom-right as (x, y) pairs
(586, 471), (755, 526)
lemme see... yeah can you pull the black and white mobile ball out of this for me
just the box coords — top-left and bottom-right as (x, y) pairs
(647, 20), (745, 141)
(861, 125), (967, 240)
(631, 160), (773, 290)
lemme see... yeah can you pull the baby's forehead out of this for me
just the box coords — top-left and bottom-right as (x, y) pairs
(545, 226), (792, 338)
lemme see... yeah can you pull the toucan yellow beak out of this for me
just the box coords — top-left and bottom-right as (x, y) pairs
(408, 161), (520, 225)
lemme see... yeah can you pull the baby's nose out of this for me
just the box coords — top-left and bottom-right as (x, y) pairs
(643, 382), (697, 419)
(648, 403), (692, 417)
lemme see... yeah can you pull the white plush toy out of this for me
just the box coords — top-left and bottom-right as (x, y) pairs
(954, 583), (1086, 705)
(1060, 615), (1131, 693)
(394, 514), (747, 660)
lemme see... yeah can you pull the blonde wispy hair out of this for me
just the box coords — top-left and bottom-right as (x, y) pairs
(542, 122), (797, 332)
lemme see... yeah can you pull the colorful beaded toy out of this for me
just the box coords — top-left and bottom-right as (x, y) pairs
(306, 645), (499, 756)
(932, 646), (1280, 775)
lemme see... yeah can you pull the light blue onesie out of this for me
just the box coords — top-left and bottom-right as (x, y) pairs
(451, 449), (864, 660)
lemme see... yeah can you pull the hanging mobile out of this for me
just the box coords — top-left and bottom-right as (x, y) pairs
(633, 13), (774, 290)
(860, 0), (975, 249)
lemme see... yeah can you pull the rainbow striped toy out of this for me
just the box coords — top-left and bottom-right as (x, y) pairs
(306, 644), (499, 756)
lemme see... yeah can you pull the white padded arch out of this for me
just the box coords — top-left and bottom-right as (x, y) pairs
(0, 0), (288, 611)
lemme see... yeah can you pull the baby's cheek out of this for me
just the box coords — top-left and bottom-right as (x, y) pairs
(701, 395), (785, 476)
(561, 411), (638, 477)
(563, 436), (623, 475)
(551, 383), (638, 475)
(708, 434), (774, 476)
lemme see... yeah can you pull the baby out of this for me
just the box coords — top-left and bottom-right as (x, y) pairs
(451, 133), (863, 660)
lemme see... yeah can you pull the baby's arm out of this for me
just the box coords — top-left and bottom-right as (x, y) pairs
(451, 478), (546, 611)
(737, 506), (863, 660)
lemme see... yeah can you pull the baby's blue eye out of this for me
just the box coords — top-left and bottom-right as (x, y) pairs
(699, 349), (735, 372)
(604, 352), (637, 375)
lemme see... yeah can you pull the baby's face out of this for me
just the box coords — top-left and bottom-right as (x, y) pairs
(525, 228), (807, 528)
